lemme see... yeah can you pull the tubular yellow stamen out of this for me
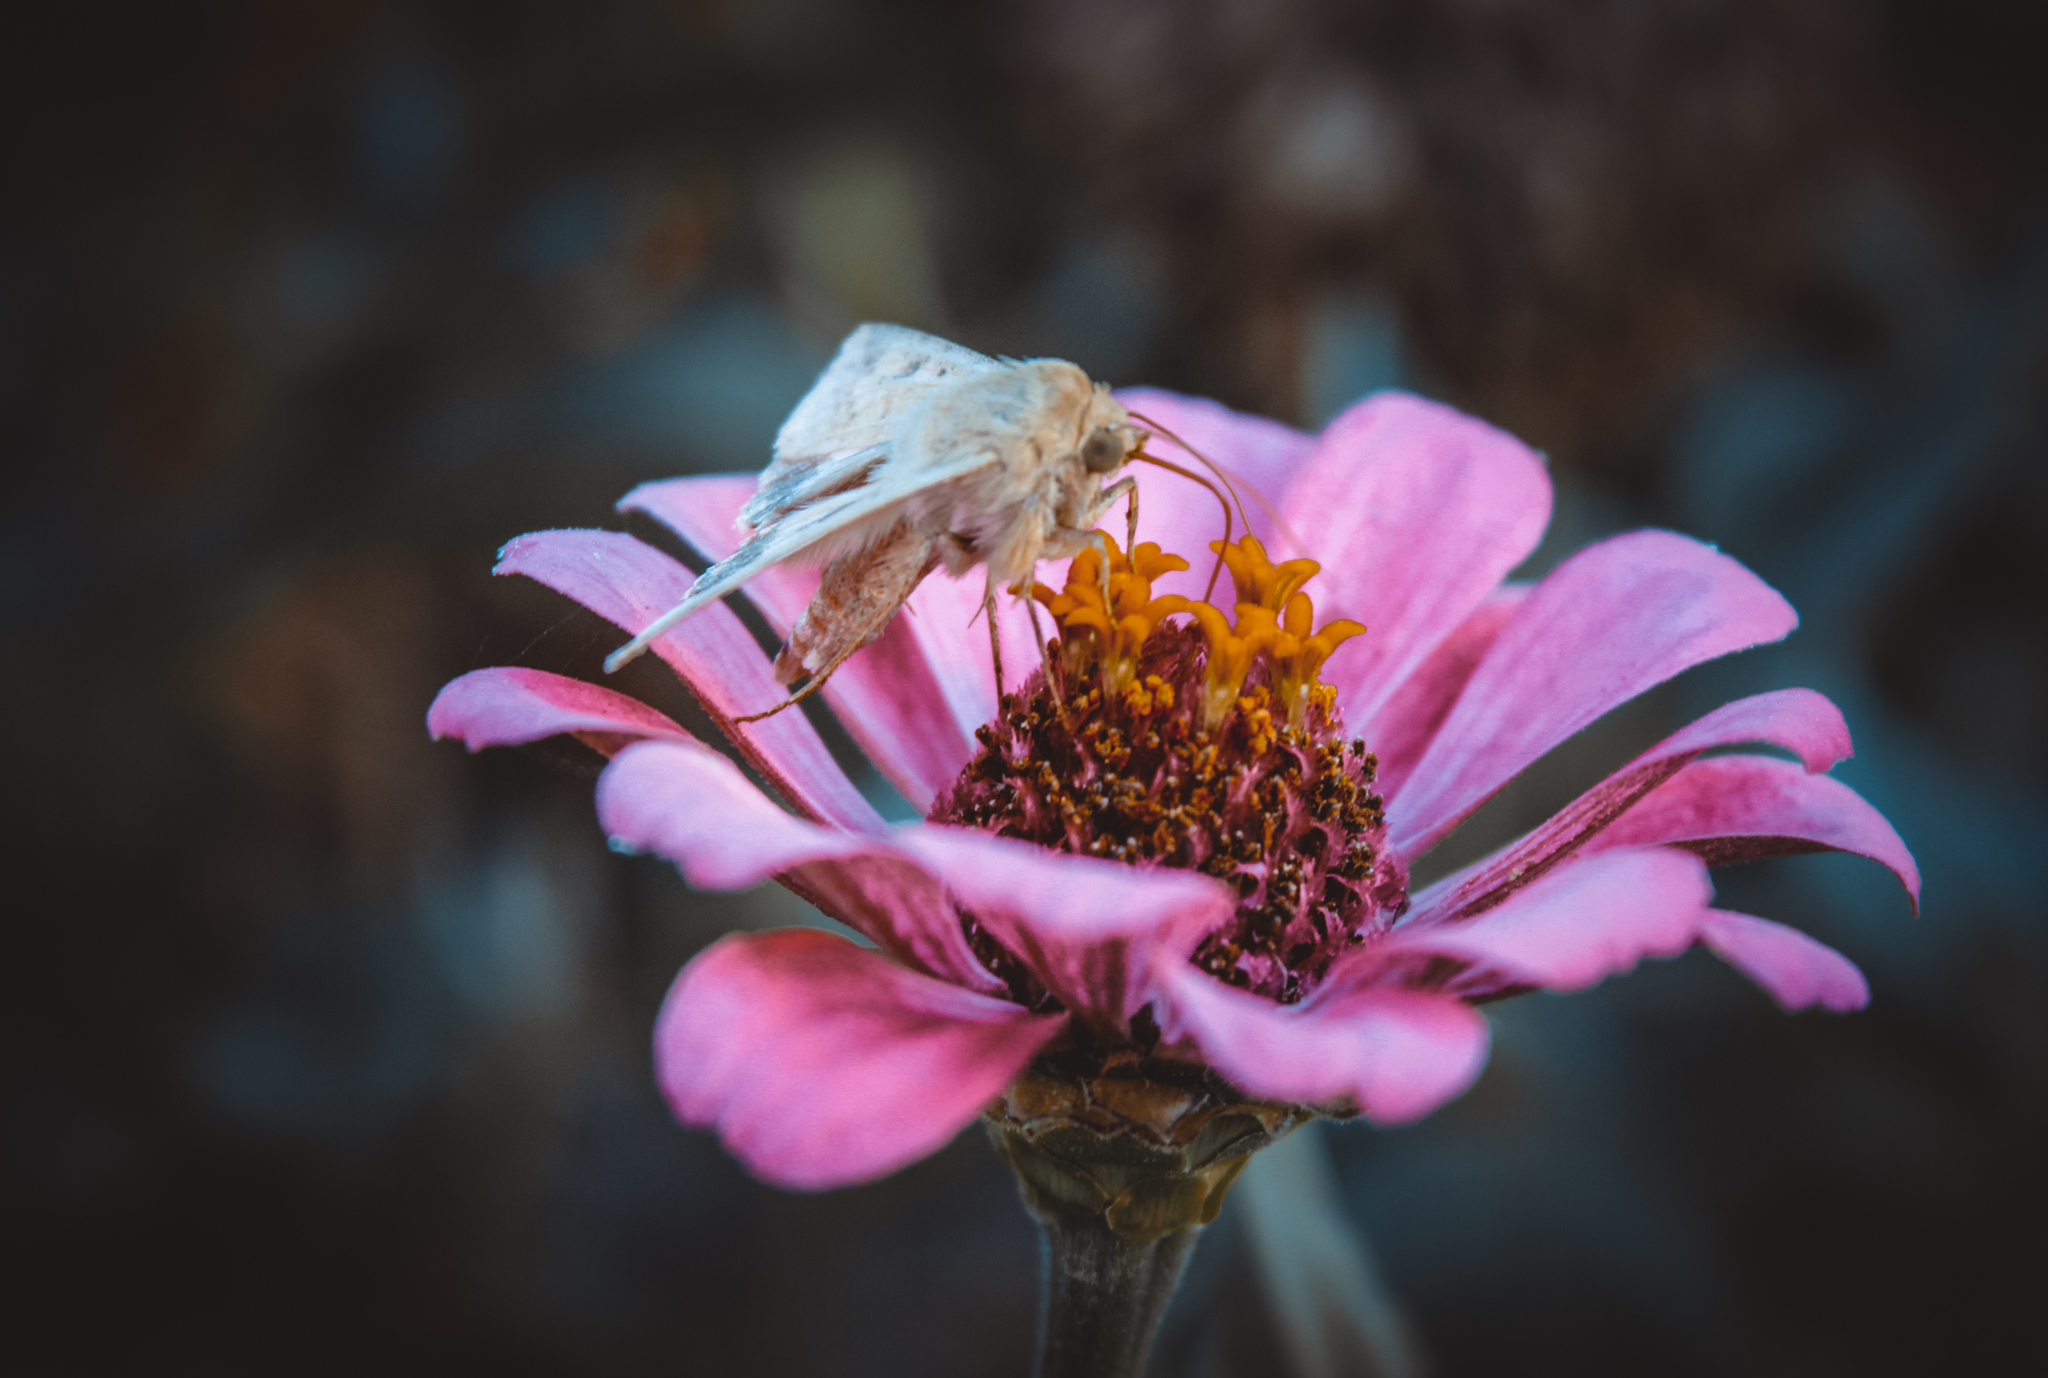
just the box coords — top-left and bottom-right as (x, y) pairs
(1280, 588), (1314, 640)
(1034, 534), (1190, 693)
(1186, 603), (1274, 731)
(1033, 530), (1361, 732)
(1211, 535), (1320, 613)
(1264, 590), (1366, 730)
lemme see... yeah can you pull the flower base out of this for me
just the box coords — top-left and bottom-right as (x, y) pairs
(987, 1052), (1315, 1378)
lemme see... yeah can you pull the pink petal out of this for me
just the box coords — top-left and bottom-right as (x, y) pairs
(1154, 963), (1490, 1124)
(897, 826), (1238, 1036)
(1366, 586), (1528, 800)
(623, 477), (1009, 812)
(1696, 909), (1870, 1013)
(1650, 685), (1853, 771)
(1376, 848), (1715, 997)
(1586, 754), (1920, 911)
(1282, 393), (1553, 731)
(1109, 389), (1315, 590)
(427, 666), (692, 755)
(1387, 530), (1799, 858)
(496, 528), (881, 833)
(654, 929), (1062, 1189)
(1408, 688), (1855, 924)
(596, 742), (999, 992)
(596, 740), (873, 886)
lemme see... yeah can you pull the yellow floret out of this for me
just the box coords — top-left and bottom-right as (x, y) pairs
(1028, 529), (1363, 730)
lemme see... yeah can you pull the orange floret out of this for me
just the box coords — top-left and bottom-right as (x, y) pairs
(1033, 534), (1191, 693)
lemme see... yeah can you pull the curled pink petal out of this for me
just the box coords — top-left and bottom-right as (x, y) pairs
(597, 742), (999, 992)
(1587, 754), (1920, 911)
(655, 929), (1062, 1190)
(1155, 963), (1489, 1123)
(1380, 848), (1714, 996)
(596, 740), (874, 887)
(1366, 586), (1528, 800)
(1697, 909), (1870, 1013)
(623, 477), (990, 811)
(1389, 530), (1800, 857)
(1409, 688), (1855, 924)
(496, 528), (881, 833)
(897, 826), (1238, 1034)
(1650, 685), (1852, 771)
(1285, 393), (1553, 731)
(427, 666), (692, 755)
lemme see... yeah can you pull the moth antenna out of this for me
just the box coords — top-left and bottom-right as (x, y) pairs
(1126, 410), (1255, 536)
(1131, 451), (1233, 601)
(1206, 453), (1309, 558)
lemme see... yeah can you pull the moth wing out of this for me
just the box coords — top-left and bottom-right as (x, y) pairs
(771, 323), (1001, 466)
(732, 443), (1003, 583)
(738, 443), (887, 534)
(603, 442), (1001, 674)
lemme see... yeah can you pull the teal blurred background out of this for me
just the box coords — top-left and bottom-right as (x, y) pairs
(3, 2), (2043, 1373)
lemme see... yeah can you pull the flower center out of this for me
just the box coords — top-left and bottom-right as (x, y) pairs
(928, 533), (1409, 1008)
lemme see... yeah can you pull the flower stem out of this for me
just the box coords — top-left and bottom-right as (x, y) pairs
(1034, 1212), (1199, 1378)
(987, 1057), (1315, 1377)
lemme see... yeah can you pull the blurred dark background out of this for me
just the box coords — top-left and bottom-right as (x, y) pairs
(4, 1), (2044, 1373)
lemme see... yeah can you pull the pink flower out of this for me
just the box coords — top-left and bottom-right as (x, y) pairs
(428, 390), (1918, 1191)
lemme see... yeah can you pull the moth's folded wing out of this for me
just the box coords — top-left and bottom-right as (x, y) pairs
(813, 443), (1006, 521)
(603, 488), (884, 673)
(609, 442), (1005, 672)
(740, 444), (887, 534)
(773, 323), (1002, 464)
(660, 487), (881, 628)
(670, 448), (1003, 617)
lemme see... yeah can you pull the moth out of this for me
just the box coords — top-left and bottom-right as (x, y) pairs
(606, 323), (1209, 716)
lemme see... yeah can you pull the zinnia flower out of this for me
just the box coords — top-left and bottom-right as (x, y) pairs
(428, 389), (1917, 1193)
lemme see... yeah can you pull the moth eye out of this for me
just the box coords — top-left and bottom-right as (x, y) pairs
(1082, 427), (1126, 474)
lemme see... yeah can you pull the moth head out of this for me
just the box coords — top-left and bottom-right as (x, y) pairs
(1081, 424), (1134, 474)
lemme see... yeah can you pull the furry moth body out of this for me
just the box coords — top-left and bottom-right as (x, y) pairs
(603, 324), (1142, 710)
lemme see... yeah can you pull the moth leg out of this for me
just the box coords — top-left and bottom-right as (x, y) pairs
(739, 599), (885, 722)
(1048, 476), (1140, 603)
(734, 655), (848, 723)
(1022, 580), (1061, 706)
(982, 585), (1006, 707)
(1086, 476), (1139, 553)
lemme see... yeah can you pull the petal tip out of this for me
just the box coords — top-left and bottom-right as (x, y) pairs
(1699, 910), (1871, 1014)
